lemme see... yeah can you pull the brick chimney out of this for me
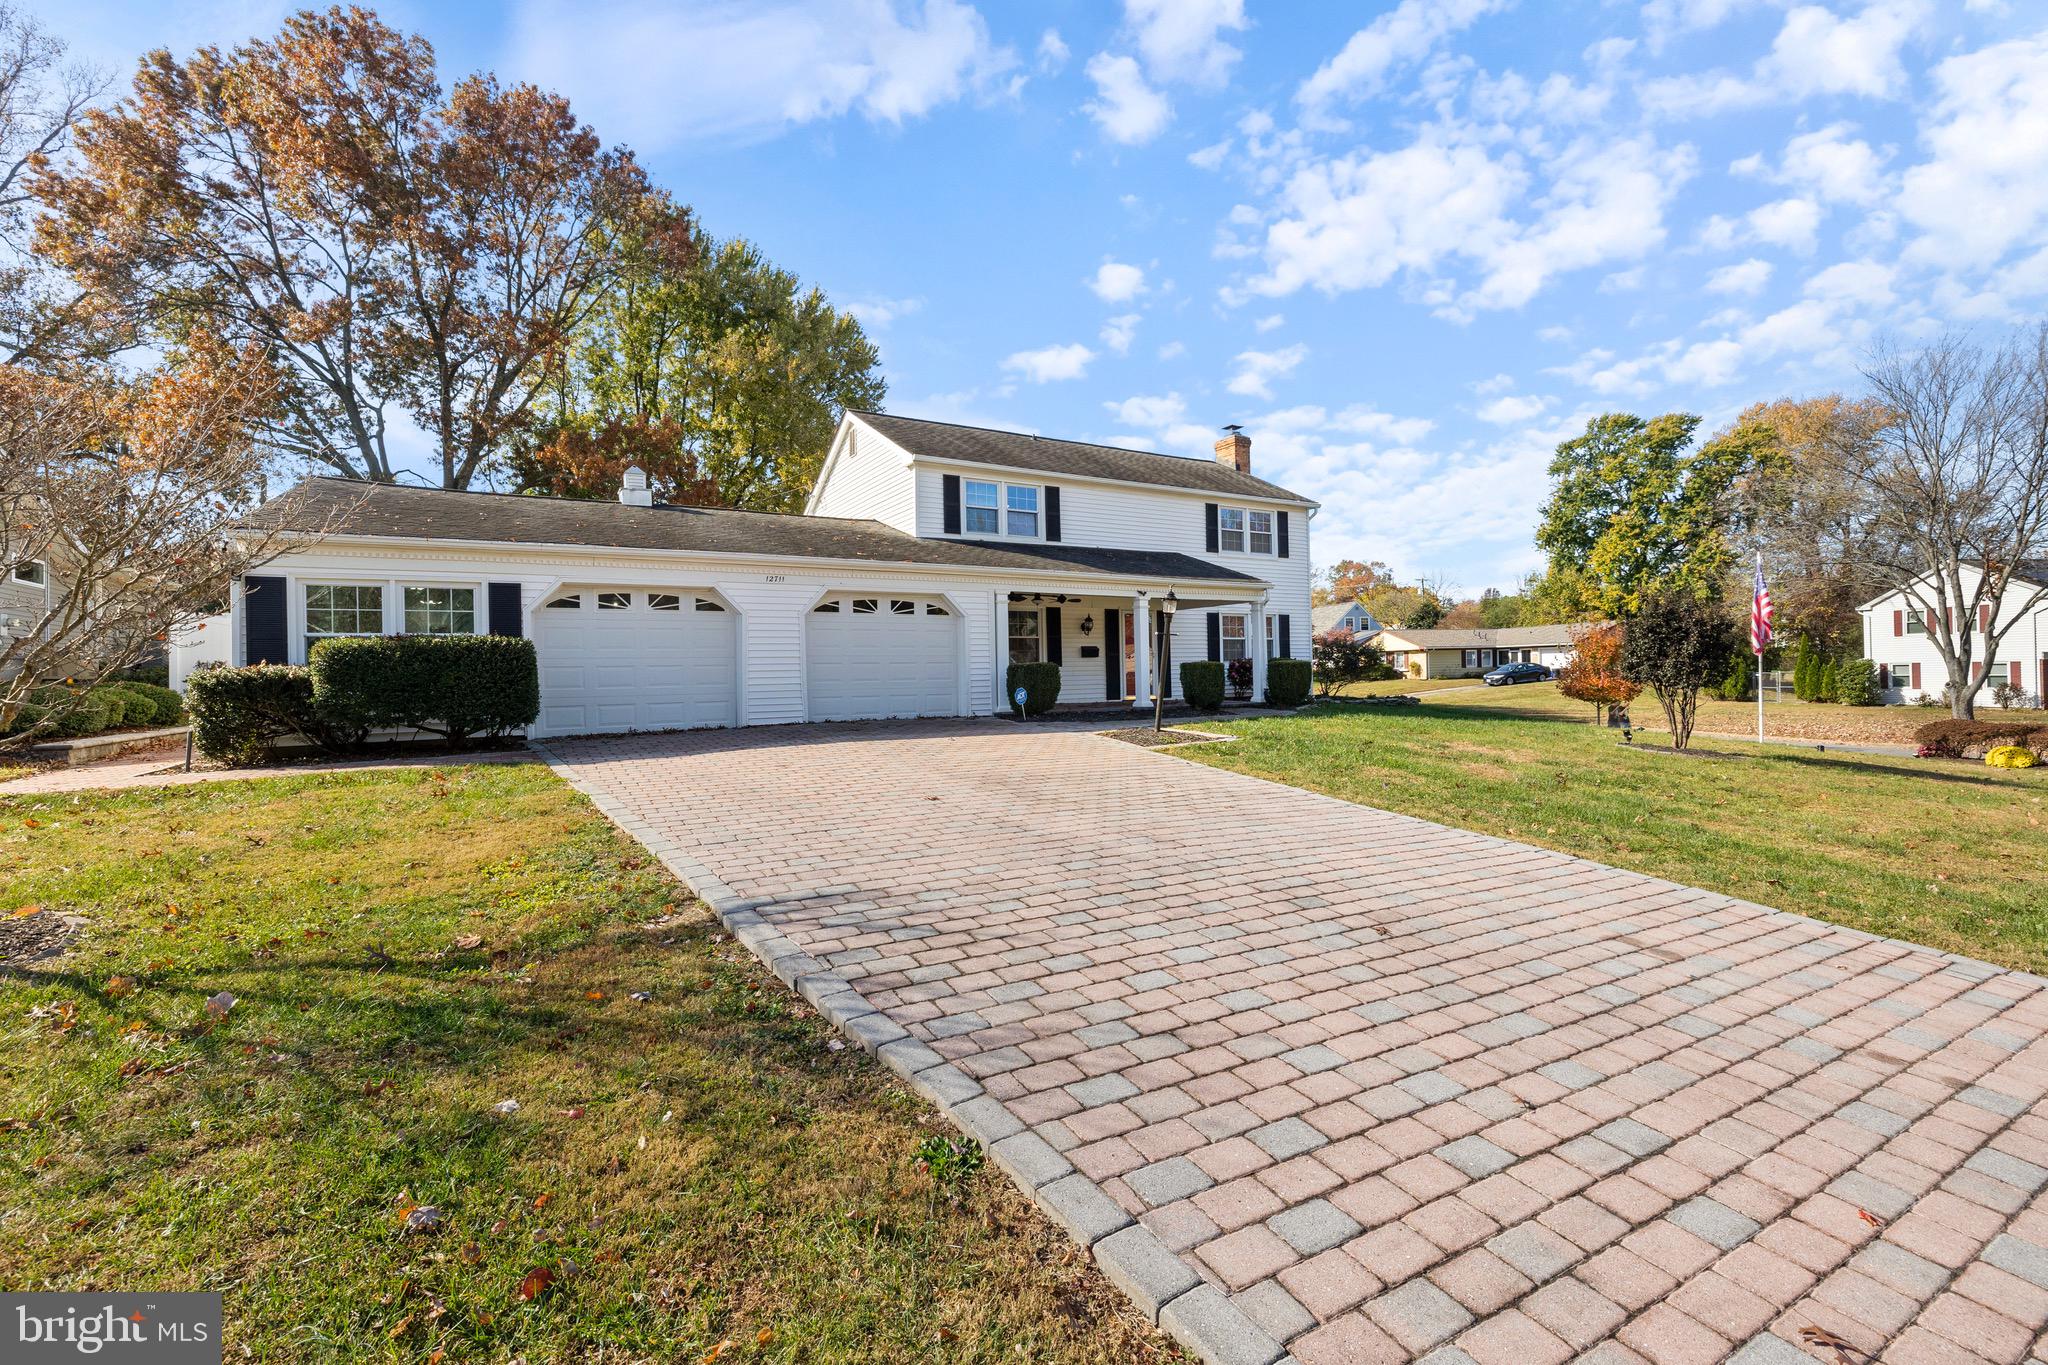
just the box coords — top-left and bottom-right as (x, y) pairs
(1214, 424), (1251, 474)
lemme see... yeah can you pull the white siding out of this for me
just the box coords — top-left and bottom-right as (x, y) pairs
(1861, 569), (2048, 705)
(806, 421), (917, 533)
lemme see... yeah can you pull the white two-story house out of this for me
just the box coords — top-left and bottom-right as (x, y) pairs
(175, 412), (1317, 736)
(1859, 561), (2048, 706)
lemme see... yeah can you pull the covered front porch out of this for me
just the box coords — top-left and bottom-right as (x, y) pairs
(998, 580), (1276, 711)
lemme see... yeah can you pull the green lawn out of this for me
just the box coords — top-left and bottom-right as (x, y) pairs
(1185, 702), (2048, 973)
(0, 766), (1179, 1364)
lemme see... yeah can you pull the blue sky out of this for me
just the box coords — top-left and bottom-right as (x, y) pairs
(40, 0), (2048, 595)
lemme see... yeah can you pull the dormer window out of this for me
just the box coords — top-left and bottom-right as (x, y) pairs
(964, 480), (1000, 534)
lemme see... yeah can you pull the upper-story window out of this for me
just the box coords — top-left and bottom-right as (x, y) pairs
(962, 478), (1042, 538)
(1218, 507), (1245, 553)
(1216, 506), (1274, 556)
(1905, 611), (1925, 634)
(10, 561), (46, 586)
(1006, 485), (1040, 537)
(964, 480), (1000, 534)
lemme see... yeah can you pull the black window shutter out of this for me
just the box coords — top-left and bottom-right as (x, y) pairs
(942, 474), (961, 534)
(487, 582), (523, 638)
(1279, 614), (1292, 657)
(1103, 608), (1120, 699)
(1045, 607), (1063, 665)
(1204, 503), (1219, 553)
(243, 575), (288, 664)
(1045, 486), (1061, 542)
(1278, 511), (1290, 558)
(1206, 611), (1221, 662)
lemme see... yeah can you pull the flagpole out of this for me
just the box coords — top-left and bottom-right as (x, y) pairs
(1756, 645), (1765, 743)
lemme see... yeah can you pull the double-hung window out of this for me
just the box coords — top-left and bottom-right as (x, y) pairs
(964, 480), (1000, 535)
(1892, 663), (1913, 690)
(1217, 507), (1246, 553)
(1249, 511), (1274, 555)
(306, 584), (384, 642)
(1007, 607), (1040, 664)
(1905, 611), (1925, 635)
(1265, 615), (1277, 658)
(403, 586), (476, 635)
(1005, 484), (1040, 537)
(1221, 614), (1248, 662)
(1462, 649), (1479, 669)
(10, 561), (45, 586)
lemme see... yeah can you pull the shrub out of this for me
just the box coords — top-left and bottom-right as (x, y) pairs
(1817, 659), (1840, 704)
(186, 665), (323, 764)
(1986, 745), (2037, 769)
(104, 682), (185, 727)
(1179, 660), (1225, 711)
(1716, 654), (1751, 702)
(1912, 718), (2038, 759)
(1311, 629), (1391, 696)
(310, 635), (540, 747)
(1833, 658), (1879, 707)
(1620, 590), (1741, 751)
(116, 665), (171, 688)
(1226, 656), (1254, 697)
(1004, 661), (1061, 717)
(1265, 658), (1312, 708)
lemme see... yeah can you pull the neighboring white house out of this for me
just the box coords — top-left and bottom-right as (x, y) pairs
(1375, 624), (1592, 680)
(1311, 599), (1380, 638)
(173, 413), (1318, 736)
(1858, 562), (2048, 706)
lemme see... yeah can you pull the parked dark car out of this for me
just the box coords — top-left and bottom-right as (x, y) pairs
(1482, 661), (1551, 686)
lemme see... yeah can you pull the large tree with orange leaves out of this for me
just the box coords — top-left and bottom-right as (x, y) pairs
(32, 6), (654, 490)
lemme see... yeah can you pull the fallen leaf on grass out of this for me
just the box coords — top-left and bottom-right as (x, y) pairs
(756, 1327), (773, 1346)
(585, 990), (606, 1001)
(532, 1192), (552, 1210)
(559, 1106), (585, 1119)
(516, 1266), (556, 1301)
(452, 934), (483, 950)
(702, 1340), (735, 1363)
(404, 1206), (443, 1235)
(104, 976), (137, 999)
(205, 991), (236, 1017)
(491, 1099), (519, 1115)
(387, 1314), (413, 1339)
(10, 904), (39, 918)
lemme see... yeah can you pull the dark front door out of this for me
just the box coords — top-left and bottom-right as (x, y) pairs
(1124, 610), (1136, 698)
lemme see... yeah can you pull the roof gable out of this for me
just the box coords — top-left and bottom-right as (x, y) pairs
(850, 411), (1312, 504)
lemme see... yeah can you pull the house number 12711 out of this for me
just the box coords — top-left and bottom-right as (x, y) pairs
(764, 574), (786, 583)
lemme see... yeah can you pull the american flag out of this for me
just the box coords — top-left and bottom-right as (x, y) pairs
(1750, 555), (1775, 655)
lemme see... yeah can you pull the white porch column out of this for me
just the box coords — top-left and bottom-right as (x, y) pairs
(1249, 599), (1268, 703)
(1131, 593), (1152, 707)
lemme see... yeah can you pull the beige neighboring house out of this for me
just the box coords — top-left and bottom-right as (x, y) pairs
(1377, 623), (1594, 680)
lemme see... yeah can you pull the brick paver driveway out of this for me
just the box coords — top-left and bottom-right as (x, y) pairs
(546, 721), (2048, 1365)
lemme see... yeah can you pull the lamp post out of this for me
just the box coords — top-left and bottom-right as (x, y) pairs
(1153, 589), (1178, 732)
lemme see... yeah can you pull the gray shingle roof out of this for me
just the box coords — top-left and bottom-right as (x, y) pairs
(1311, 600), (1377, 634)
(249, 478), (1263, 585)
(853, 411), (1311, 503)
(1377, 624), (1601, 649)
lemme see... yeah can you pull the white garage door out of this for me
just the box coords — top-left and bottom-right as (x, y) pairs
(807, 594), (960, 722)
(532, 589), (737, 737)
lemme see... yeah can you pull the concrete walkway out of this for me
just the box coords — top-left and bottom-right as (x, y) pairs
(2, 746), (536, 794)
(544, 720), (2048, 1365)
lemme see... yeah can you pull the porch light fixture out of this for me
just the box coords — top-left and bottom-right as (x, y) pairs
(1161, 590), (1178, 616)
(1079, 614), (1094, 636)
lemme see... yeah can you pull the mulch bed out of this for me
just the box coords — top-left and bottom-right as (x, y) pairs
(1100, 727), (1226, 749)
(0, 909), (77, 968)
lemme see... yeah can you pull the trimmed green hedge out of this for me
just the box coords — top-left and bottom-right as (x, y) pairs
(1265, 658), (1312, 708)
(1005, 661), (1062, 718)
(310, 635), (540, 747)
(1, 681), (186, 743)
(186, 665), (323, 765)
(1180, 660), (1225, 711)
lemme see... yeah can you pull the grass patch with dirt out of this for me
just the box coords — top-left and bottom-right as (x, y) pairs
(1181, 701), (2048, 973)
(0, 765), (1180, 1364)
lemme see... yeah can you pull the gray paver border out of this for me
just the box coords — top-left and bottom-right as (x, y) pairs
(533, 740), (1281, 1365)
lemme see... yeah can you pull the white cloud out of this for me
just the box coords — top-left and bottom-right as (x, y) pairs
(1803, 258), (1896, 306)
(1899, 32), (2048, 270)
(1105, 393), (1187, 428)
(1664, 338), (1747, 387)
(509, 0), (1019, 148)
(1777, 124), (1891, 205)
(1157, 340), (1188, 360)
(1002, 342), (1096, 382)
(1747, 197), (1823, 253)
(1227, 344), (1308, 399)
(1036, 27), (1068, 73)
(1475, 393), (1550, 425)
(1471, 373), (1516, 395)
(1084, 52), (1172, 144)
(842, 295), (923, 328)
(1253, 313), (1285, 333)
(1243, 128), (1693, 317)
(1642, 0), (1930, 118)
(1123, 0), (1247, 87)
(1296, 0), (1507, 117)
(1707, 258), (1773, 294)
(1088, 260), (1148, 302)
(1189, 138), (1232, 171)
(1099, 313), (1141, 354)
